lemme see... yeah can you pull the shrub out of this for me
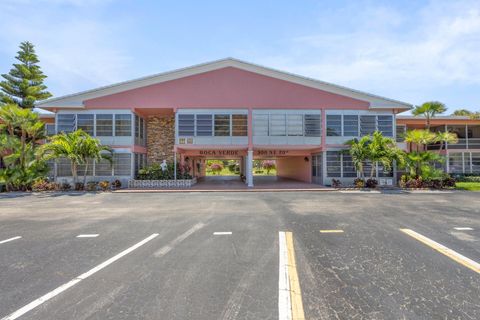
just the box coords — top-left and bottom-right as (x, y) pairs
(354, 178), (365, 188)
(405, 177), (423, 188)
(365, 178), (378, 188)
(60, 182), (71, 191)
(442, 176), (456, 188)
(0, 183), (5, 193)
(137, 163), (192, 180)
(99, 180), (110, 191)
(399, 175), (408, 188)
(74, 182), (84, 191)
(453, 175), (480, 183)
(111, 179), (122, 189)
(210, 163), (223, 175)
(331, 179), (342, 188)
(86, 181), (98, 191)
(32, 179), (54, 192)
(262, 160), (276, 174)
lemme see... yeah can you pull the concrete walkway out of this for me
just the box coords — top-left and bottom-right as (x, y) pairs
(117, 175), (334, 193)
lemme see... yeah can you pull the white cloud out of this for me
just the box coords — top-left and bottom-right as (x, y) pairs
(255, 0), (480, 106)
(0, 0), (131, 96)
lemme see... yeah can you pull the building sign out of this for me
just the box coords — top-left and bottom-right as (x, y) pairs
(199, 150), (241, 156)
(255, 150), (289, 156)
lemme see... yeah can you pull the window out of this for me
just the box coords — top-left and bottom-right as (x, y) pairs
(114, 114), (131, 136)
(57, 158), (72, 177)
(95, 158), (112, 176)
(77, 159), (94, 176)
(253, 114), (269, 136)
(377, 115), (393, 137)
(196, 114), (213, 136)
(46, 159), (55, 178)
(396, 125), (406, 142)
(378, 163), (393, 177)
(342, 154), (357, 177)
(214, 115), (230, 136)
(57, 114), (76, 133)
(134, 153), (146, 176)
(232, 114), (248, 136)
(269, 114), (286, 136)
(286, 114), (303, 136)
(326, 151), (342, 177)
(360, 115), (376, 136)
(135, 115), (140, 137)
(449, 153), (463, 173)
(304, 114), (321, 137)
(96, 114), (113, 136)
(45, 124), (56, 136)
(343, 115), (359, 136)
(178, 114), (195, 136)
(326, 115), (342, 136)
(113, 153), (131, 176)
(140, 117), (144, 139)
(77, 114), (94, 135)
(472, 152), (480, 173)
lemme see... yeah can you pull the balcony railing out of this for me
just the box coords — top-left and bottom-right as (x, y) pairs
(427, 138), (480, 150)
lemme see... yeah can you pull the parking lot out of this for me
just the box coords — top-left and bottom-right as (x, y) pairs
(0, 191), (479, 319)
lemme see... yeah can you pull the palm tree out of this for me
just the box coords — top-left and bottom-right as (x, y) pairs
(78, 136), (112, 184)
(40, 130), (112, 184)
(405, 151), (442, 178)
(0, 104), (47, 190)
(346, 131), (405, 179)
(367, 131), (405, 178)
(435, 131), (458, 152)
(345, 135), (371, 178)
(404, 129), (436, 152)
(412, 101), (447, 130)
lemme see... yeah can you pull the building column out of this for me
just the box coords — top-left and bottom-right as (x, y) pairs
(247, 150), (254, 187)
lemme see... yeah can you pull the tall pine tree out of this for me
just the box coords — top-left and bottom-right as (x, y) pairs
(0, 41), (52, 109)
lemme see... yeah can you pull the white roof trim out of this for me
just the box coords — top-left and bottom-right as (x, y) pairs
(37, 58), (412, 110)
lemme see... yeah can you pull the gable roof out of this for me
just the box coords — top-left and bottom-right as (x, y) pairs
(37, 57), (412, 110)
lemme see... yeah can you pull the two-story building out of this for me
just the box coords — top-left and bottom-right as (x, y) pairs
(397, 116), (480, 175)
(36, 58), (412, 186)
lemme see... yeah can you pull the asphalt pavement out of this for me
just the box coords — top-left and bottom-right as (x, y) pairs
(0, 191), (479, 319)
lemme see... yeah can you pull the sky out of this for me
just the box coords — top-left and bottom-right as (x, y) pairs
(0, 0), (479, 113)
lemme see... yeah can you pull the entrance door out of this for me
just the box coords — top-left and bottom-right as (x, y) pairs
(312, 153), (323, 184)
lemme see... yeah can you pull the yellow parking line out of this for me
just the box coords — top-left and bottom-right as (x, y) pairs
(400, 228), (480, 274)
(285, 232), (305, 320)
(320, 230), (344, 233)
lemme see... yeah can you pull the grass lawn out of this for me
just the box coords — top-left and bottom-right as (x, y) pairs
(455, 182), (480, 191)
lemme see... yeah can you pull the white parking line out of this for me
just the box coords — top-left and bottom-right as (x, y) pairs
(0, 236), (21, 244)
(213, 232), (232, 235)
(154, 222), (205, 257)
(278, 232), (291, 320)
(400, 229), (480, 274)
(76, 234), (99, 238)
(454, 227), (474, 231)
(0, 233), (159, 320)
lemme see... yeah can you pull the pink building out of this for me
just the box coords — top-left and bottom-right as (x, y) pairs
(37, 58), (412, 186)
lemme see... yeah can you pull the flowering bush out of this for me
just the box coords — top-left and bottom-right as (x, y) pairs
(99, 180), (110, 191)
(262, 160), (276, 174)
(209, 163), (223, 175)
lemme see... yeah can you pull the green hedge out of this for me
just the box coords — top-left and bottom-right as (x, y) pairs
(454, 174), (480, 182)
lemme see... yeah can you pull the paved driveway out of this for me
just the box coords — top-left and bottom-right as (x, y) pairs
(0, 191), (479, 319)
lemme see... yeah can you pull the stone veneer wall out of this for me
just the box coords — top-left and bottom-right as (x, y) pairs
(146, 115), (175, 164)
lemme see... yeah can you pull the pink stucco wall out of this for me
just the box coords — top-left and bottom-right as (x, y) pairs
(276, 156), (312, 183)
(85, 67), (369, 110)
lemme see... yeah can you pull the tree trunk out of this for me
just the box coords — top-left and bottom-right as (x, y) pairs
(370, 163), (375, 178)
(426, 115), (430, 130)
(71, 162), (77, 184)
(83, 162), (88, 185)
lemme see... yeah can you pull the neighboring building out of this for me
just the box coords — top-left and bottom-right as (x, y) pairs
(36, 58), (413, 186)
(397, 116), (480, 175)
